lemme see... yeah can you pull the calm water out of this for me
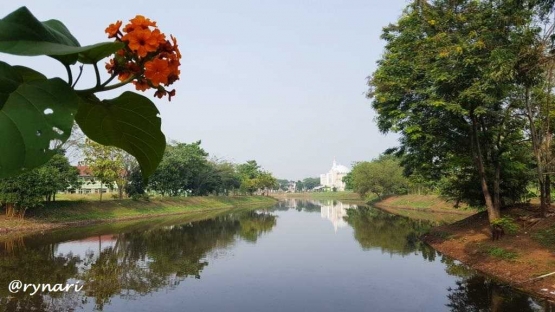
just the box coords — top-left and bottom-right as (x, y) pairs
(0, 199), (553, 312)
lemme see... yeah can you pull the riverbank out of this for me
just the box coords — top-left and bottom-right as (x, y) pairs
(0, 196), (277, 237)
(270, 191), (366, 203)
(423, 204), (555, 301)
(373, 195), (475, 223)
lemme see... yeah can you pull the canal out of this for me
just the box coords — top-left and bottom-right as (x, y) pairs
(0, 199), (552, 311)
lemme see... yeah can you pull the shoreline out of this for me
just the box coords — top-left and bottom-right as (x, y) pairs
(0, 196), (277, 239)
(421, 207), (555, 302)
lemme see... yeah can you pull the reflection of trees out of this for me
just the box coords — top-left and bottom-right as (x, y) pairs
(238, 211), (277, 242)
(345, 206), (437, 260)
(446, 275), (543, 312)
(0, 243), (82, 311)
(0, 210), (277, 311)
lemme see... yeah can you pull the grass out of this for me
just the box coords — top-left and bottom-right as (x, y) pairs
(485, 246), (518, 261)
(16, 196), (276, 225)
(532, 226), (555, 250)
(380, 194), (473, 211)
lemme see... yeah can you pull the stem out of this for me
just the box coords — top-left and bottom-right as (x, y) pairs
(93, 63), (101, 87)
(71, 65), (84, 88)
(101, 74), (118, 88)
(76, 75), (135, 95)
(65, 64), (73, 86)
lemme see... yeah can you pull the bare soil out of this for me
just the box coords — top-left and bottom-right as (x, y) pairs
(423, 204), (555, 301)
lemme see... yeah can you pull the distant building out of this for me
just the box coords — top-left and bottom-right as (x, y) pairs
(319, 158), (350, 191)
(287, 181), (297, 192)
(74, 165), (119, 194)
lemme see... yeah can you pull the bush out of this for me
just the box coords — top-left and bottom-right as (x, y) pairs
(491, 217), (519, 235)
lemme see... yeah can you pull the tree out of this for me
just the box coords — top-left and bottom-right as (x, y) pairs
(295, 180), (305, 192)
(302, 177), (320, 190)
(237, 160), (262, 195)
(257, 172), (278, 195)
(37, 152), (80, 202)
(0, 152), (79, 218)
(125, 163), (146, 197)
(207, 159), (242, 195)
(369, 0), (540, 223)
(149, 141), (212, 196)
(350, 156), (408, 199)
(83, 140), (125, 201)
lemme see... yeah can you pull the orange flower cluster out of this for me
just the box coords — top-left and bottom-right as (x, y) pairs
(105, 15), (181, 101)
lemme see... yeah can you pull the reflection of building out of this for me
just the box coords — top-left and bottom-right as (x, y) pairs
(320, 158), (350, 191)
(320, 200), (354, 232)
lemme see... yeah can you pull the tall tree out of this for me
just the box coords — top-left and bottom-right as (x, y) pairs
(370, 0), (539, 223)
(83, 140), (125, 201)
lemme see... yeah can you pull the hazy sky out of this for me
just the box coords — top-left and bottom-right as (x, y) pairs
(3, 0), (407, 180)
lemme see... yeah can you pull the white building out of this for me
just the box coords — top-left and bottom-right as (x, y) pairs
(320, 158), (350, 191)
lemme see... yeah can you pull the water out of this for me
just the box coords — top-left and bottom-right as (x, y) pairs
(0, 199), (552, 311)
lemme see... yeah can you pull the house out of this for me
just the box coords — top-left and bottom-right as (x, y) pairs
(73, 165), (119, 194)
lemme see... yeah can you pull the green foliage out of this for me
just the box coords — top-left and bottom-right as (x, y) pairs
(350, 156), (408, 199)
(149, 141), (210, 196)
(302, 177), (320, 190)
(532, 226), (555, 249)
(491, 217), (519, 235)
(369, 0), (542, 219)
(342, 171), (354, 191)
(485, 247), (518, 261)
(75, 93), (165, 179)
(0, 152), (78, 217)
(0, 62), (78, 178)
(0, 7), (168, 181)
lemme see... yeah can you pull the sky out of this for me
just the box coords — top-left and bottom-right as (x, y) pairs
(3, 0), (408, 180)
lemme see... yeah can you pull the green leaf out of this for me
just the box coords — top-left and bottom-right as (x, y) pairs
(0, 7), (121, 65)
(75, 92), (166, 179)
(78, 42), (125, 64)
(12, 65), (47, 82)
(0, 62), (78, 178)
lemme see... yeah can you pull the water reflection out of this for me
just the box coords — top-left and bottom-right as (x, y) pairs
(0, 210), (276, 311)
(0, 200), (552, 311)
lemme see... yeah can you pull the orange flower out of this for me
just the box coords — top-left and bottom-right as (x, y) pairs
(144, 58), (170, 86)
(127, 15), (156, 31)
(105, 59), (117, 73)
(105, 21), (122, 38)
(123, 29), (160, 58)
(171, 35), (181, 59)
(133, 79), (150, 91)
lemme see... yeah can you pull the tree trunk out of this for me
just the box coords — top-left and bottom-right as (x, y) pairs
(118, 187), (123, 200)
(471, 115), (499, 222)
(525, 87), (548, 217)
(99, 183), (103, 202)
(546, 174), (551, 209)
(493, 161), (501, 210)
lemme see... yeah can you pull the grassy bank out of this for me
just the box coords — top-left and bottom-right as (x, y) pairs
(423, 204), (555, 301)
(373, 194), (476, 224)
(0, 196), (277, 235)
